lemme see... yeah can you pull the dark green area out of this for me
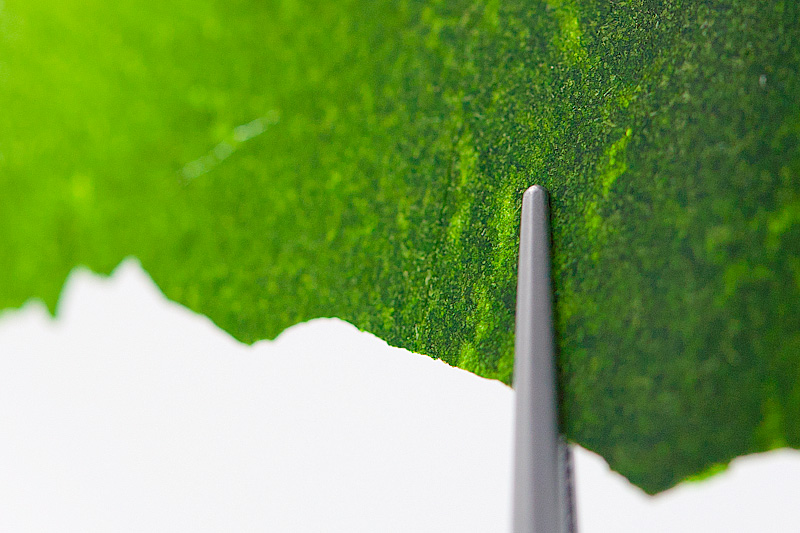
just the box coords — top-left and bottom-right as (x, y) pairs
(1, 0), (798, 493)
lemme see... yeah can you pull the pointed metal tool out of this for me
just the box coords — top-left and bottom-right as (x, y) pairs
(513, 185), (576, 533)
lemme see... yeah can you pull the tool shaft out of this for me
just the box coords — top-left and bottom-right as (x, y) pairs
(513, 185), (574, 533)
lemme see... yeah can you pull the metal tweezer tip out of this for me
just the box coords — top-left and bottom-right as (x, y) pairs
(513, 185), (575, 533)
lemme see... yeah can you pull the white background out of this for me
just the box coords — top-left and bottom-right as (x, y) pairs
(0, 259), (797, 532)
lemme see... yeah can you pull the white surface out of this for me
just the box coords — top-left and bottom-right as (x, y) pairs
(0, 259), (797, 532)
(574, 446), (800, 533)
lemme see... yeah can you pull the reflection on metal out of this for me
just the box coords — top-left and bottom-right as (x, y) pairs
(513, 185), (576, 533)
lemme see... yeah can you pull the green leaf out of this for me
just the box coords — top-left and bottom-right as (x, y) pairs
(1, 0), (798, 494)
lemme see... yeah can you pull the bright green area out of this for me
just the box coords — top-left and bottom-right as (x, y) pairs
(1, 0), (798, 494)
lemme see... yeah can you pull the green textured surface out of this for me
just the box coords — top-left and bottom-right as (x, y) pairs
(1, 0), (798, 493)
